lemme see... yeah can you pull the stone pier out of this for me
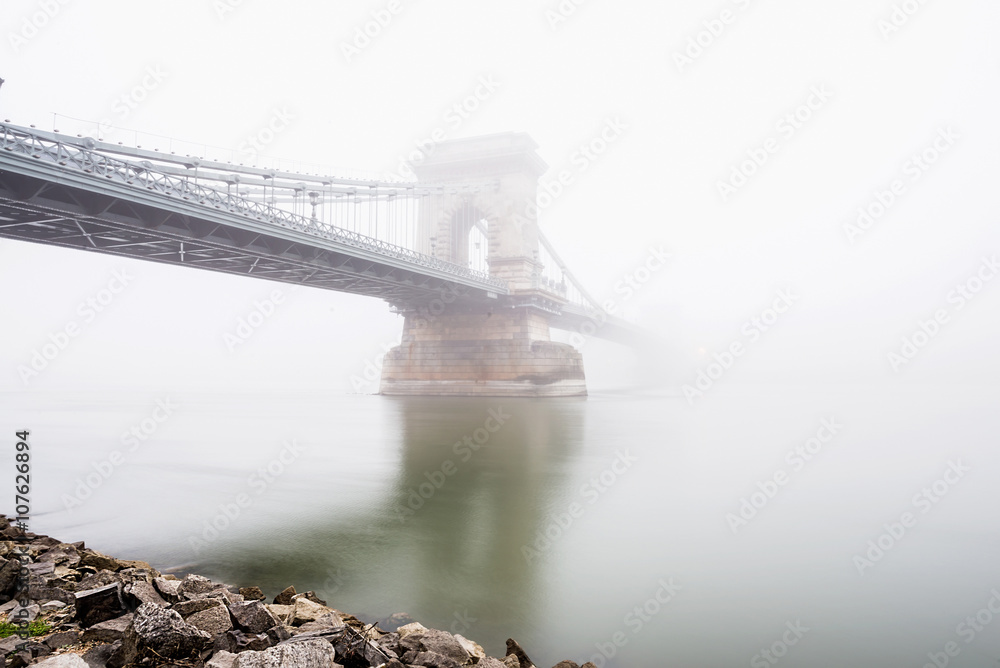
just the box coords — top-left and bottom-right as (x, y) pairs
(379, 307), (586, 397)
(379, 132), (587, 397)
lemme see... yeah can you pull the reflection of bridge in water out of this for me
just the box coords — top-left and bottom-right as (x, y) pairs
(0, 123), (658, 396)
(185, 397), (586, 660)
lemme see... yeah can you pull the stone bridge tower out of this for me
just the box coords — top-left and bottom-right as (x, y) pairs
(379, 133), (587, 397)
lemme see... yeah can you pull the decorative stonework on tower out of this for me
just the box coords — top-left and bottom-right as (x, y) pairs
(379, 133), (587, 397)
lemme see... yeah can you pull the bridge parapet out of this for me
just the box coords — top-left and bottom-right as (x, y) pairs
(0, 122), (507, 293)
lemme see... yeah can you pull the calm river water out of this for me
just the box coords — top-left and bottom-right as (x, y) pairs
(14, 384), (1000, 667)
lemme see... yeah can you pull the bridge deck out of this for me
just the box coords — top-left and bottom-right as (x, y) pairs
(0, 123), (651, 345)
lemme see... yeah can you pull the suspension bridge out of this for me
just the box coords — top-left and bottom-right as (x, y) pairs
(0, 121), (652, 396)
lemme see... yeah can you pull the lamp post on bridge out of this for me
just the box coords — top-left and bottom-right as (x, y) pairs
(309, 191), (320, 222)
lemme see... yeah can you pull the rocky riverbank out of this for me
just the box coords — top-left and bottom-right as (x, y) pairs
(0, 515), (594, 668)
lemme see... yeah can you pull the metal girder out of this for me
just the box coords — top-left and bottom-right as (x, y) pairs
(0, 122), (656, 345)
(0, 123), (508, 291)
(0, 192), (483, 304)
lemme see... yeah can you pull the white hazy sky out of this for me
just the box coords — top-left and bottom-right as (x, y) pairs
(1, 0), (998, 393)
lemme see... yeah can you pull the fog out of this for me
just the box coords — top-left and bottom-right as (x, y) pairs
(3, 0), (999, 392)
(1, 1), (999, 666)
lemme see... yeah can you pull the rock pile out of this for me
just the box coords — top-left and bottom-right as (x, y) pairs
(0, 516), (595, 668)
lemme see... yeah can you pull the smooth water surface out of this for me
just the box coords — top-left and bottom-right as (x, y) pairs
(12, 384), (1000, 667)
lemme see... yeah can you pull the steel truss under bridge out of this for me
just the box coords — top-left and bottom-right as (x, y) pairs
(0, 123), (507, 306)
(0, 122), (658, 346)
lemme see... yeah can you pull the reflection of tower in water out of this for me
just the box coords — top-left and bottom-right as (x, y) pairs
(192, 396), (586, 657)
(388, 396), (587, 644)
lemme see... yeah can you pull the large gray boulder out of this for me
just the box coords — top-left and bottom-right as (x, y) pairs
(76, 570), (122, 592)
(294, 611), (344, 636)
(187, 601), (234, 636)
(455, 634), (486, 663)
(75, 583), (125, 627)
(172, 597), (222, 616)
(28, 583), (75, 606)
(399, 650), (462, 668)
(239, 586), (266, 601)
(108, 601), (212, 667)
(397, 621), (428, 637)
(290, 596), (331, 625)
(399, 629), (470, 665)
(153, 576), (183, 600)
(178, 573), (229, 599)
(234, 639), (342, 667)
(23, 561), (55, 576)
(0, 635), (25, 655)
(36, 544), (81, 567)
(81, 613), (133, 643)
(123, 580), (168, 608)
(229, 600), (282, 634)
(478, 659), (508, 668)
(43, 630), (80, 650)
(32, 655), (90, 667)
(81, 643), (119, 668)
(215, 626), (288, 654)
(206, 650), (239, 668)
(8, 602), (40, 622)
(78, 549), (121, 572)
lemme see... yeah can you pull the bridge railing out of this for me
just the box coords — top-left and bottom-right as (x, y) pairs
(535, 228), (606, 315)
(0, 123), (508, 293)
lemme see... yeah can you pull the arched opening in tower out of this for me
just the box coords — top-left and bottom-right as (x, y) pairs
(447, 201), (490, 274)
(467, 220), (489, 274)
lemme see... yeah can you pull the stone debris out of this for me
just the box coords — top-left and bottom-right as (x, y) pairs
(74, 584), (125, 628)
(0, 513), (591, 667)
(107, 603), (212, 666)
(237, 587), (265, 601)
(79, 614), (133, 643)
